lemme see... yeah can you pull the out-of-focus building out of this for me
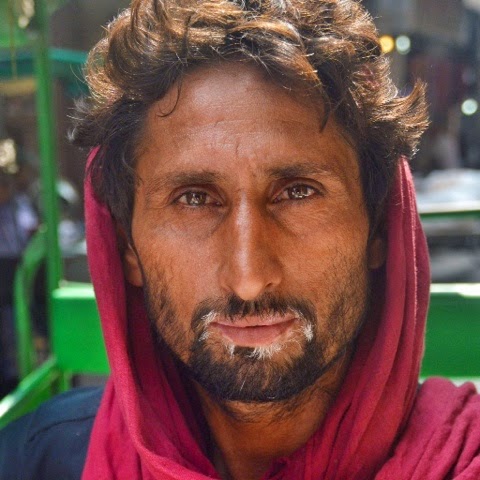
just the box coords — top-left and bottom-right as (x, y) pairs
(364, 0), (480, 172)
(364, 0), (480, 282)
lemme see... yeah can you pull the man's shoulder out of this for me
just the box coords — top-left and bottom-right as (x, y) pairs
(407, 378), (480, 446)
(378, 379), (480, 479)
(415, 377), (480, 418)
(0, 386), (103, 480)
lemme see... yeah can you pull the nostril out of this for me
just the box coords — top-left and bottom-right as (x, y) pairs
(218, 251), (282, 301)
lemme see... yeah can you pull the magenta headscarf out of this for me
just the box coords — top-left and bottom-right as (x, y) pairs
(82, 151), (480, 479)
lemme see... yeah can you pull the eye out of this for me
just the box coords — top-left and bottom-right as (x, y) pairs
(176, 191), (220, 207)
(274, 184), (319, 203)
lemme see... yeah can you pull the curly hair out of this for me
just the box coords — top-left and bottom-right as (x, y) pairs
(72, 0), (428, 235)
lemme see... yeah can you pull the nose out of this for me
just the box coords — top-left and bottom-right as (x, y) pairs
(217, 201), (283, 301)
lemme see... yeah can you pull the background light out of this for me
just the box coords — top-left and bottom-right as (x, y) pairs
(396, 35), (411, 55)
(379, 35), (395, 54)
(461, 98), (478, 116)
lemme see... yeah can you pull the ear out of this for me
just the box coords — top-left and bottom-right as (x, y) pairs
(116, 224), (144, 286)
(367, 234), (386, 270)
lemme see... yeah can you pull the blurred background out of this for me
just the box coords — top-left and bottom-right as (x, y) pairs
(365, 0), (480, 284)
(0, 0), (479, 399)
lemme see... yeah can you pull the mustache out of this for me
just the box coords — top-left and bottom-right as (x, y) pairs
(190, 293), (317, 332)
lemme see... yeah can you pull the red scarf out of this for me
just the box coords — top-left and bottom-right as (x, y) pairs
(82, 151), (480, 479)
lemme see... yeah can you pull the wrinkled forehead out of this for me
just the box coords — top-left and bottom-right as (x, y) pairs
(136, 61), (356, 165)
(157, 60), (324, 113)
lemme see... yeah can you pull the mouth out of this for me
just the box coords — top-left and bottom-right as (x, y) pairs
(209, 316), (299, 347)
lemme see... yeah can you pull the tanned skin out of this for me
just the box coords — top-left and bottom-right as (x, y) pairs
(122, 63), (385, 480)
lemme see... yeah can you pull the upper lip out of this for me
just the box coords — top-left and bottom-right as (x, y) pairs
(210, 315), (296, 328)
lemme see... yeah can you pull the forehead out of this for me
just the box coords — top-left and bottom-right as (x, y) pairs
(135, 63), (361, 189)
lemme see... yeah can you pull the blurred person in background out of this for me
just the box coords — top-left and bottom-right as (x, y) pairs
(0, 138), (38, 397)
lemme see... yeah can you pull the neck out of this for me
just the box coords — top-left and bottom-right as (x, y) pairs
(194, 349), (352, 480)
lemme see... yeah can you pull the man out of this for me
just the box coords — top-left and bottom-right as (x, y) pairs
(1, 0), (480, 479)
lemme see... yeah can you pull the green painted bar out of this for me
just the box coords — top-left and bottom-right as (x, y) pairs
(422, 284), (480, 378)
(419, 203), (480, 220)
(33, 0), (63, 302)
(0, 48), (87, 78)
(14, 228), (48, 378)
(0, 358), (61, 430)
(51, 284), (110, 374)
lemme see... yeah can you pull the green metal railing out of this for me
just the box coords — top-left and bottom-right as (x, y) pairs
(0, 358), (61, 430)
(1, 0), (89, 418)
(13, 227), (47, 378)
(419, 201), (480, 220)
(1, 0), (88, 302)
(423, 283), (480, 378)
(1, 0), (86, 376)
(33, 0), (63, 301)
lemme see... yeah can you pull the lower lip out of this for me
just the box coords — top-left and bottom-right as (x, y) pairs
(210, 319), (297, 347)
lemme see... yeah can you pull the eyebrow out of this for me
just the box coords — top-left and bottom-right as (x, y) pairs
(142, 161), (343, 201)
(265, 162), (340, 180)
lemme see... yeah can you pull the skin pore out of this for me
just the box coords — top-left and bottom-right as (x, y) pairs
(122, 63), (385, 480)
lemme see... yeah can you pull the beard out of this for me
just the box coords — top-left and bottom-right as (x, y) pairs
(141, 262), (370, 405)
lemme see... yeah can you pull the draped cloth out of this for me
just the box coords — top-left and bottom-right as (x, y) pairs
(82, 149), (480, 480)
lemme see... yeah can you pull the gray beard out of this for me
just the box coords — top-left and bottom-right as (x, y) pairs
(143, 281), (369, 406)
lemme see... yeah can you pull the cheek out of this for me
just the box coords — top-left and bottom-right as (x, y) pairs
(140, 252), (199, 363)
(282, 216), (369, 271)
(136, 234), (216, 321)
(276, 193), (369, 242)
(281, 223), (370, 311)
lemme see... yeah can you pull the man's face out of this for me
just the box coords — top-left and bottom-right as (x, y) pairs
(124, 64), (384, 403)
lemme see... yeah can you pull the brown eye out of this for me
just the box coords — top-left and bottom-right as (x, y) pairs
(182, 192), (207, 206)
(287, 185), (315, 200)
(177, 191), (221, 207)
(274, 184), (318, 202)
